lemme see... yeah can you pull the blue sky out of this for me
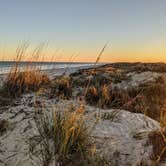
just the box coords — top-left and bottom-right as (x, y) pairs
(0, 0), (166, 62)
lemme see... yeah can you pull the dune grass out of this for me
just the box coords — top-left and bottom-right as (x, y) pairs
(3, 70), (50, 97)
(85, 84), (129, 109)
(83, 76), (166, 127)
(148, 128), (166, 164)
(0, 43), (50, 98)
(30, 105), (108, 166)
(50, 76), (72, 99)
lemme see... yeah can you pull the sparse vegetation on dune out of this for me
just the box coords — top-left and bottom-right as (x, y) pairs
(122, 80), (166, 125)
(78, 72), (166, 126)
(2, 70), (50, 97)
(50, 76), (72, 99)
(36, 62), (166, 165)
(30, 105), (108, 166)
(85, 84), (130, 109)
(48, 62), (166, 128)
(110, 62), (166, 73)
(0, 44), (50, 98)
(71, 68), (129, 88)
(148, 128), (166, 164)
(137, 82), (166, 122)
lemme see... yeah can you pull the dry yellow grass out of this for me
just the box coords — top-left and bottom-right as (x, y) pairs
(30, 104), (108, 166)
(84, 44), (107, 96)
(4, 69), (49, 97)
(1, 43), (50, 97)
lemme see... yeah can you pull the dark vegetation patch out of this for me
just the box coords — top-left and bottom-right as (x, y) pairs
(0, 119), (9, 136)
(50, 76), (72, 99)
(110, 62), (166, 73)
(85, 85), (130, 109)
(136, 82), (166, 121)
(148, 128), (166, 164)
(84, 78), (166, 123)
(70, 67), (129, 87)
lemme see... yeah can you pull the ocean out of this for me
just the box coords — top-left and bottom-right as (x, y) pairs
(0, 61), (100, 75)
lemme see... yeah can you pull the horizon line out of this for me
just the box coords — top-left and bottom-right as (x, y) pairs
(0, 60), (166, 64)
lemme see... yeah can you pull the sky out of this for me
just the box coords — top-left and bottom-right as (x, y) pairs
(0, 0), (166, 62)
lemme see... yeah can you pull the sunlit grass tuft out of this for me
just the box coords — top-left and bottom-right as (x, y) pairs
(30, 105), (108, 166)
(3, 70), (49, 97)
(0, 43), (50, 98)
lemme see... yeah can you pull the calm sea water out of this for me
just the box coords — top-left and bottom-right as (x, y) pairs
(0, 61), (97, 74)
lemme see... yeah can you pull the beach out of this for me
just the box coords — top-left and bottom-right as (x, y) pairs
(0, 62), (165, 165)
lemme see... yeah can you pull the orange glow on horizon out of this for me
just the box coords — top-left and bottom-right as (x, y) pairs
(0, 45), (166, 63)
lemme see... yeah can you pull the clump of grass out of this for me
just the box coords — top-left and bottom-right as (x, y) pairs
(85, 84), (130, 109)
(99, 85), (111, 107)
(85, 84), (112, 107)
(148, 128), (166, 164)
(0, 44), (50, 98)
(30, 105), (107, 166)
(2, 70), (50, 97)
(122, 94), (146, 114)
(51, 76), (72, 99)
(85, 86), (99, 105)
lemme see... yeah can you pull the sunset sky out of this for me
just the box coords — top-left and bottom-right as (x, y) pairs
(0, 0), (166, 62)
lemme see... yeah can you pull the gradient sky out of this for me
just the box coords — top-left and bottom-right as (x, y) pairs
(0, 0), (166, 62)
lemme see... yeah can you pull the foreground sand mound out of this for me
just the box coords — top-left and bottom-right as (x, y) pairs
(0, 95), (163, 166)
